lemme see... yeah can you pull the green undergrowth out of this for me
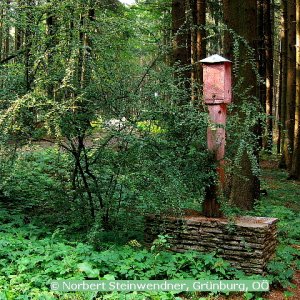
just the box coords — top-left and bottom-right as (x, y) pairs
(0, 205), (255, 300)
(251, 158), (300, 289)
(256, 165), (300, 244)
(0, 154), (299, 299)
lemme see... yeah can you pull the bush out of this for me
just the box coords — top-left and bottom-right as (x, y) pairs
(0, 206), (243, 300)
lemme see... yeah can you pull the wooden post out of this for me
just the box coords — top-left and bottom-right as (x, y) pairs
(200, 54), (232, 217)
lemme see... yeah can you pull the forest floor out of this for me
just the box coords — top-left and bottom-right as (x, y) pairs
(216, 158), (300, 300)
(259, 159), (300, 300)
(1, 149), (299, 299)
(266, 271), (300, 300)
(215, 270), (300, 299)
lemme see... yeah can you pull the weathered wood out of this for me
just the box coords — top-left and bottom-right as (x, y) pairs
(200, 55), (232, 217)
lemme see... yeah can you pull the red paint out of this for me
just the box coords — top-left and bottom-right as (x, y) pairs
(200, 55), (232, 217)
(207, 104), (226, 162)
(203, 62), (232, 104)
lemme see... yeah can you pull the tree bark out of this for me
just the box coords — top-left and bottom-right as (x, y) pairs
(223, 0), (260, 210)
(14, 0), (23, 63)
(282, 0), (296, 170)
(279, 0), (288, 166)
(0, 7), (3, 62)
(258, 0), (266, 149)
(264, 0), (274, 150)
(277, 37), (282, 154)
(46, 0), (57, 98)
(81, 7), (95, 89)
(289, 0), (300, 179)
(258, 0), (266, 109)
(172, 0), (191, 91)
(73, 3), (96, 220)
(24, 0), (34, 91)
(15, 27), (22, 52)
(191, 0), (206, 102)
(4, 0), (10, 60)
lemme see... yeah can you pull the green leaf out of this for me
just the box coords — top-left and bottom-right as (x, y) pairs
(102, 274), (115, 280)
(77, 262), (99, 278)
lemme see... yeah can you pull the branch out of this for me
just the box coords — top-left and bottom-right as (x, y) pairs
(133, 54), (161, 95)
(0, 49), (26, 65)
(31, 138), (72, 153)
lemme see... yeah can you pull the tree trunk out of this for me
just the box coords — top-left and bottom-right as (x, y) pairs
(46, 1), (57, 98)
(14, 0), (23, 63)
(223, 0), (260, 210)
(15, 0), (23, 53)
(172, 0), (191, 91)
(282, 0), (296, 170)
(257, 0), (274, 151)
(277, 37), (282, 154)
(75, 3), (96, 220)
(78, 6), (95, 89)
(81, 7), (94, 89)
(24, 0), (34, 91)
(258, 0), (266, 109)
(279, 0), (288, 166)
(4, 0), (10, 60)
(191, 0), (206, 102)
(289, 0), (300, 179)
(0, 7), (3, 62)
(258, 0), (266, 149)
(77, 13), (84, 89)
(271, 0), (280, 154)
(264, 0), (274, 150)
(15, 27), (22, 52)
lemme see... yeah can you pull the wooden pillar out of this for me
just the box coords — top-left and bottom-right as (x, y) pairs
(200, 54), (232, 217)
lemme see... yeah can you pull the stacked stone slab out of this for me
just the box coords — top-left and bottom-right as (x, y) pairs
(145, 215), (278, 274)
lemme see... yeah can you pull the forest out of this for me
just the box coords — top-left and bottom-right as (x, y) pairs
(0, 0), (299, 299)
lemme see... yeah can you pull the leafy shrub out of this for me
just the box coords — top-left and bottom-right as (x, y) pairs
(0, 147), (87, 229)
(0, 103), (215, 234)
(0, 206), (242, 300)
(266, 245), (299, 288)
(0, 147), (69, 206)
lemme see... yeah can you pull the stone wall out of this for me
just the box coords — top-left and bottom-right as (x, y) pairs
(145, 215), (278, 274)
